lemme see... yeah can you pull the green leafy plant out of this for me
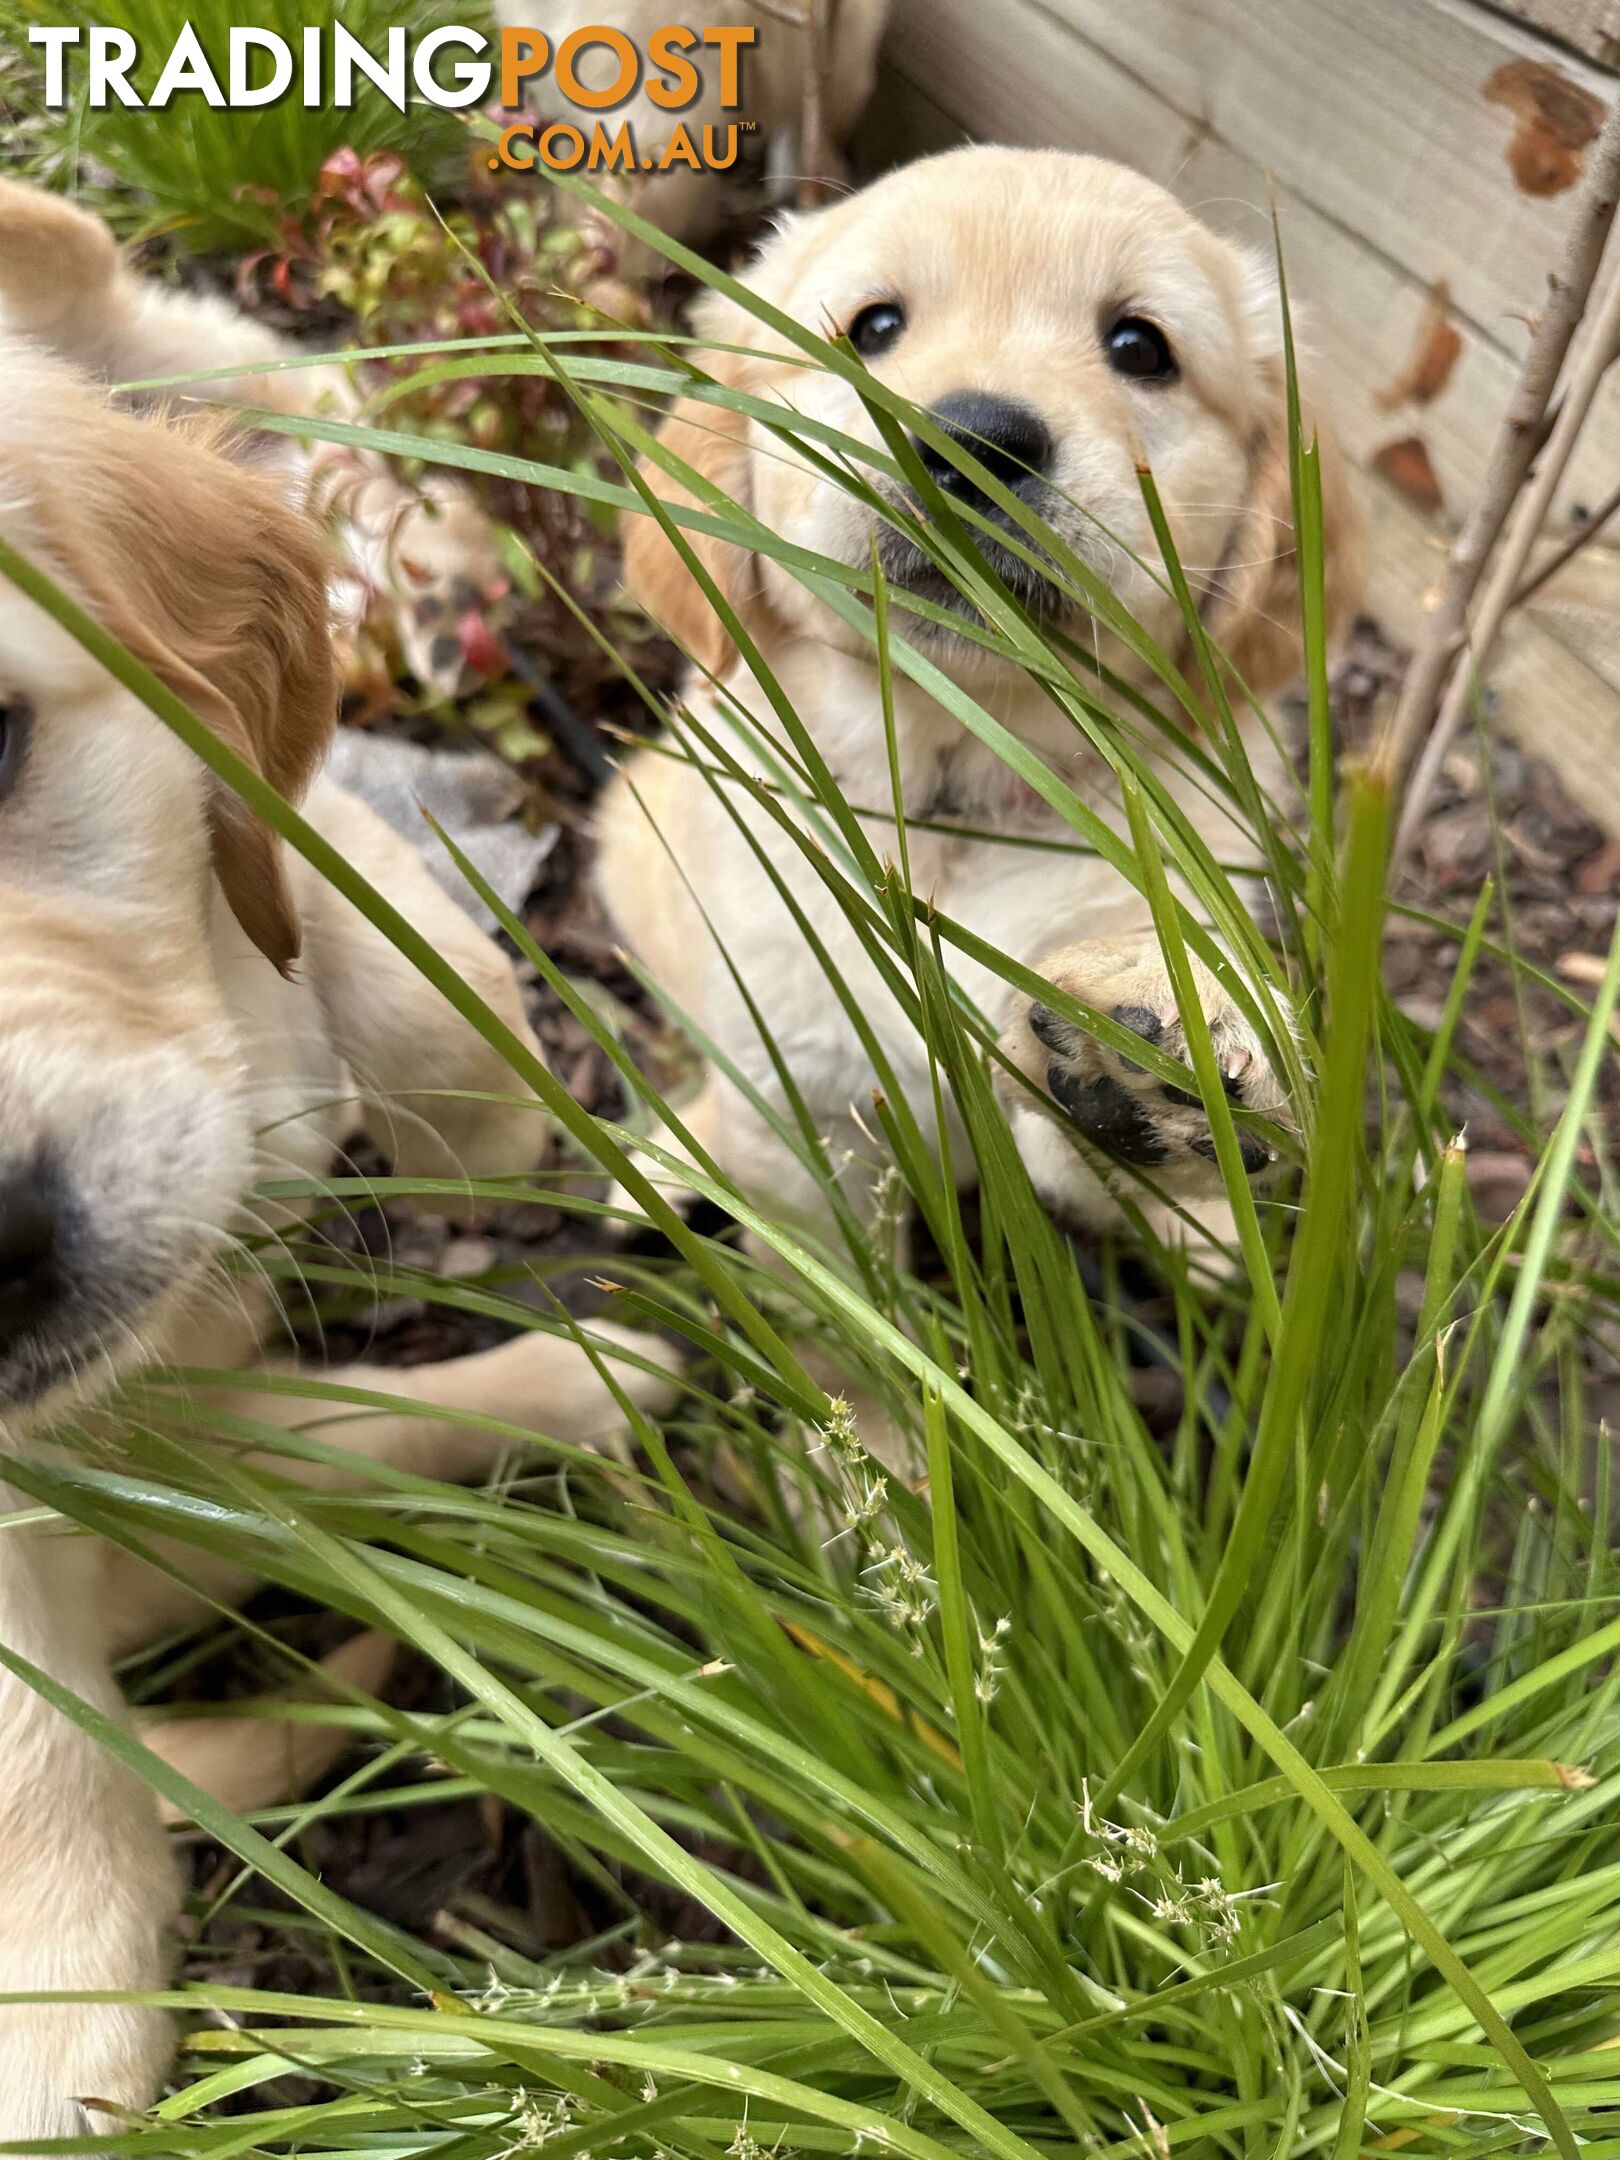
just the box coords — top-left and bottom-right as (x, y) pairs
(252, 146), (667, 738)
(5, 195), (1620, 2160)
(0, 0), (485, 251)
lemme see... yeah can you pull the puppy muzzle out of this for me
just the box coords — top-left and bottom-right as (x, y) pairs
(0, 912), (252, 1418)
(873, 388), (1085, 626)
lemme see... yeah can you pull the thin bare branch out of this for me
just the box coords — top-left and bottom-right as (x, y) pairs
(1395, 251), (1620, 860)
(799, 0), (835, 209)
(1509, 474), (1620, 612)
(1377, 92), (1620, 820)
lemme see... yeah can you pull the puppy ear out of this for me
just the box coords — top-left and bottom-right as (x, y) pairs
(189, 494), (335, 975)
(1203, 264), (1362, 702)
(39, 400), (337, 971)
(622, 296), (761, 677)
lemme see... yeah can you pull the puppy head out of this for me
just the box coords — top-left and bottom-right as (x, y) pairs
(0, 342), (335, 1424)
(625, 146), (1357, 695)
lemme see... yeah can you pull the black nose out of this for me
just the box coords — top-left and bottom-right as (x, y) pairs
(0, 1164), (61, 1343)
(911, 391), (1054, 510)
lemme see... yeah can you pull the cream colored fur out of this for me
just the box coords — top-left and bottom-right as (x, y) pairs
(0, 177), (506, 695)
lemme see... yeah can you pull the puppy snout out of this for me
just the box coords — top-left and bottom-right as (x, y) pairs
(0, 1158), (62, 1345)
(912, 392), (1054, 510)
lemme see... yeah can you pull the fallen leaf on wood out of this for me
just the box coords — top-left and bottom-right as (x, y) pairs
(1376, 283), (1465, 410)
(1371, 435), (1445, 513)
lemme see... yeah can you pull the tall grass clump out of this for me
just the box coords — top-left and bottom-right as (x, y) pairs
(9, 189), (1620, 2160)
(0, 0), (482, 251)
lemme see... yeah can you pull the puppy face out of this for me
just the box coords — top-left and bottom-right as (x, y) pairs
(626, 147), (1355, 691)
(0, 346), (334, 1425)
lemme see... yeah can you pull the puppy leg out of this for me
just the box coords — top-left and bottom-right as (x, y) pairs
(299, 777), (555, 1190)
(141, 1630), (398, 1823)
(0, 1506), (177, 2145)
(608, 1074), (732, 1224)
(998, 934), (1296, 1235)
(103, 1323), (681, 1657)
(0, 175), (320, 406)
(613, 1064), (890, 1239)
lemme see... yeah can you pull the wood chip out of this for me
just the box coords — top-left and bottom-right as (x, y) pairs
(1578, 836), (1620, 893)
(1558, 950), (1608, 985)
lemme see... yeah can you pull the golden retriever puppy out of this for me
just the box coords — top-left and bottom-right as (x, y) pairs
(599, 146), (1357, 1247)
(493, 0), (890, 258)
(0, 178), (505, 697)
(0, 337), (671, 2138)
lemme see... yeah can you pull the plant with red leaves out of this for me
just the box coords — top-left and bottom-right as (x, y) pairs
(252, 146), (671, 749)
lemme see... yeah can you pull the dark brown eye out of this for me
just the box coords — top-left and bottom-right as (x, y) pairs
(1104, 316), (1177, 382)
(0, 698), (28, 800)
(848, 300), (906, 359)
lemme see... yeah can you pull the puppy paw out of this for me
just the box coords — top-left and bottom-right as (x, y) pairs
(604, 1151), (707, 1236)
(0, 2001), (173, 2152)
(580, 1320), (685, 1423)
(400, 576), (503, 700)
(999, 936), (1293, 1215)
(0, 180), (120, 341)
(602, 1110), (727, 1239)
(145, 1630), (399, 1824)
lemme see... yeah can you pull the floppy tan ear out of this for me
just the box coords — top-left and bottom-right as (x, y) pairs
(1205, 383), (1362, 703)
(622, 301), (762, 678)
(35, 397), (337, 971)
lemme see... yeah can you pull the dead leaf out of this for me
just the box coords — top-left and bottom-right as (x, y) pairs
(1377, 282), (1465, 410)
(1372, 435), (1445, 514)
(1484, 59), (1607, 197)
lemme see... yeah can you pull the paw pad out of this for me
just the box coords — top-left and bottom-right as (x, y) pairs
(1048, 1066), (1170, 1166)
(1033, 995), (1277, 1187)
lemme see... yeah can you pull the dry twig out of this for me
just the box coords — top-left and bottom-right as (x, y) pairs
(750, 0), (838, 207)
(800, 0), (834, 208)
(1509, 473), (1620, 610)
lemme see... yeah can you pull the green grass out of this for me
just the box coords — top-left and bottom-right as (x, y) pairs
(8, 187), (1620, 2160)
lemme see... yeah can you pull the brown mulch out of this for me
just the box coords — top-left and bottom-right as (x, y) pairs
(1311, 617), (1620, 1223)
